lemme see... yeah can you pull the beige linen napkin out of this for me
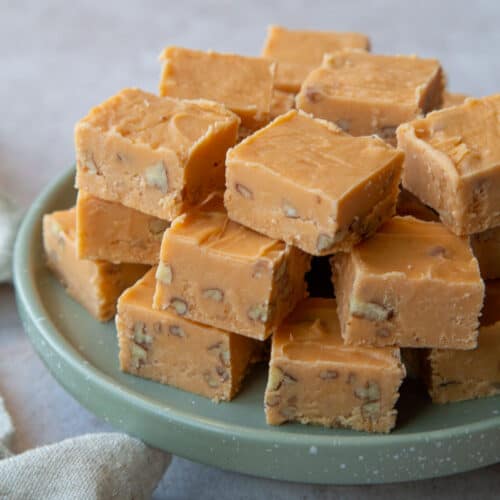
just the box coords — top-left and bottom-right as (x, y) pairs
(0, 398), (169, 499)
(0, 193), (171, 498)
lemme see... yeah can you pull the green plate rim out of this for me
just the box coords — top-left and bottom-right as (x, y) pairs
(12, 167), (500, 484)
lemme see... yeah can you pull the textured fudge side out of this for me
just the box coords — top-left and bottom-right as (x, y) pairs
(76, 191), (169, 265)
(153, 194), (310, 340)
(397, 95), (500, 235)
(159, 46), (274, 133)
(264, 298), (405, 433)
(75, 88), (239, 220)
(331, 216), (484, 349)
(43, 208), (148, 321)
(117, 269), (258, 401)
(225, 110), (402, 256)
(261, 25), (370, 93)
(296, 50), (443, 143)
(424, 280), (500, 403)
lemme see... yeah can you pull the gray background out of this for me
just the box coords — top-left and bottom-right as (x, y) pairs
(1, 0), (499, 498)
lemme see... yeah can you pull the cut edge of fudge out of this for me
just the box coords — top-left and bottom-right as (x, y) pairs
(331, 216), (485, 349)
(225, 109), (403, 256)
(75, 88), (240, 220)
(117, 268), (259, 402)
(43, 207), (149, 322)
(264, 298), (406, 433)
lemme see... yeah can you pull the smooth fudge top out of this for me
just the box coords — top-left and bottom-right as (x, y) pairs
(305, 50), (442, 108)
(274, 298), (401, 367)
(227, 110), (402, 200)
(399, 95), (500, 177)
(168, 194), (286, 262)
(159, 46), (275, 127)
(262, 25), (369, 68)
(76, 87), (239, 155)
(352, 216), (481, 282)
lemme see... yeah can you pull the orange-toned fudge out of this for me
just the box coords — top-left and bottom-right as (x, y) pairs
(261, 25), (370, 93)
(75, 88), (239, 220)
(270, 89), (295, 119)
(396, 188), (439, 222)
(264, 298), (405, 433)
(397, 95), (500, 235)
(442, 91), (468, 109)
(471, 227), (500, 279)
(76, 192), (169, 265)
(396, 189), (500, 279)
(117, 269), (258, 401)
(159, 47), (275, 133)
(296, 50), (444, 143)
(424, 280), (500, 403)
(225, 110), (403, 256)
(153, 194), (310, 340)
(43, 208), (148, 321)
(331, 216), (484, 349)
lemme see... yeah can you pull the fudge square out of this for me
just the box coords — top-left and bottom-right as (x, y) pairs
(225, 110), (403, 256)
(76, 191), (169, 265)
(264, 298), (406, 433)
(424, 280), (500, 403)
(117, 268), (258, 401)
(296, 50), (443, 143)
(261, 25), (370, 93)
(397, 95), (500, 235)
(396, 188), (500, 279)
(159, 47), (275, 133)
(43, 208), (148, 321)
(331, 216), (484, 349)
(153, 194), (310, 340)
(75, 88), (239, 220)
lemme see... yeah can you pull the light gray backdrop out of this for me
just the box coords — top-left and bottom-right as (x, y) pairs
(1, 1), (499, 498)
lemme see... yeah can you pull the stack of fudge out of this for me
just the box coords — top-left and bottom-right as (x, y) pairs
(42, 25), (500, 433)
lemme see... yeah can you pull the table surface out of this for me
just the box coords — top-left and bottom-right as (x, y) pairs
(1, 1), (500, 498)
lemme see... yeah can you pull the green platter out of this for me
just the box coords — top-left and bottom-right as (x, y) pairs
(13, 167), (500, 484)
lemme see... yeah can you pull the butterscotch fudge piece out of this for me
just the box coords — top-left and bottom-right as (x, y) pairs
(396, 189), (500, 279)
(396, 188), (439, 222)
(153, 194), (310, 340)
(225, 110), (402, 256)
(76, 192), (169, 265)
(331, 216), (484, 349)
(43, 208), (148, 321)
(397, 95), (500, 235)
(75, 88), (239, 220)
(117, 269), (258, 401)
(270, 89), (295, 119)
(261, 25), (370, 93)
(159, 47), (274, 133)
(264, 298), (405, 433)
(471, 226), (500, 279)
(442, 91), (468, 109)
(296, 50), (444, 143)
(424, 280), (500, 403)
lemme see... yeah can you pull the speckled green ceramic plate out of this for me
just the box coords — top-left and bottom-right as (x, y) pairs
(13, 167), (500, 484)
